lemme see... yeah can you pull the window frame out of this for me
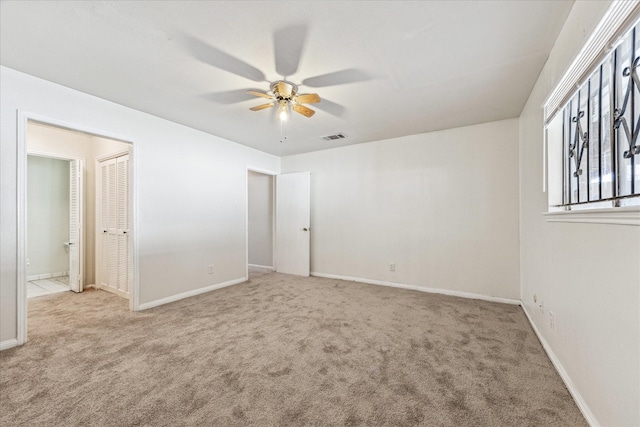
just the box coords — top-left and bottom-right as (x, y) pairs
(543, 1), (640, 226)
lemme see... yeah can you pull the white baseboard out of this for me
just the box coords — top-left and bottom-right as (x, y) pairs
(0, 338), (19, 351)
(248, 264), (274, 271)
(521, 305), (599, 427)
(27, 271), (68, 281)
(310, 272), (520, 305)
(138, 277), (247, 311)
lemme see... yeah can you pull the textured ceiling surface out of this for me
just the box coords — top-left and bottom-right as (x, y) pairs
(0, 1), (574, 156)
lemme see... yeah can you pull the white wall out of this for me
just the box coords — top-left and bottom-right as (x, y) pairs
(27, 156), (69, 277)
(247, 171), (273, 267)
(27, 122), (130, 285)
(282, 118), (520, 301)
(519, 1), (640, 426)
(0, 66), (280, 344)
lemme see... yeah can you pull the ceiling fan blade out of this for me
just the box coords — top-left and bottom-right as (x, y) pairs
(250, 103), (274, 111)
(277, 81), (294, 98)
(247, 90), (273, 99)
(314, 98), (345, 117)
(274, 25), (308, 77)
(182, 34), (266, 82)
(293, 93), (320, 104)
(292, 104), (315, 118)
(301, 69), (370, 88)
(204, 89), (258, 105)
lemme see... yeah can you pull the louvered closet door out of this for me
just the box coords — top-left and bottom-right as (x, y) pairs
(98, 154), (130, 299)
(68, 159), (83, 292)
(116, 155), (130, 295)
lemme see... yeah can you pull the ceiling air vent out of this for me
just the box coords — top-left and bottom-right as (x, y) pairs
(320, 133), (347, 141)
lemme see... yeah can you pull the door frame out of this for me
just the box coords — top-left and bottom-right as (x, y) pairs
(16, 111), (139, 346)
(245, 166), (277, 280)
(26, 150), (86, 292)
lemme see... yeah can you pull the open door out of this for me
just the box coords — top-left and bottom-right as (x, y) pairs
(275, 172), (310, 276)
(68, 159), (83, 293)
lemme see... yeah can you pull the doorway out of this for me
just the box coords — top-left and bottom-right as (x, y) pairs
(246, 169), (312, 279)
(246, 169), (275, 279)
(26, 154), (83, 298)
(17, 115), (138, 345)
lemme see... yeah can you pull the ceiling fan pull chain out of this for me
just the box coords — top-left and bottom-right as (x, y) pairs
(280, 118), (287, 143)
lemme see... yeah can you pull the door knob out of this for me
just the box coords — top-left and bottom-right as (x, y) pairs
(303, 227), (308, 231)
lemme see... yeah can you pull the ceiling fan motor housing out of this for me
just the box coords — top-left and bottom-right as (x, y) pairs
(271, 80), (298, 100)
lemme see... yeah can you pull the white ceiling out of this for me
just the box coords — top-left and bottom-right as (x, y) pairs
(0, 0), (573, 157)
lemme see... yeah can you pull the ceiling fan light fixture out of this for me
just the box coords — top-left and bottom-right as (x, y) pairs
(248, 80), (319, 122)
(278, 100), (289, 121)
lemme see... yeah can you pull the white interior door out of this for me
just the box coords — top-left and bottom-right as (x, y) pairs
(97, 154), (130, 299)
(116, 155), (131, 295)
(275, 172), (310, 276)
(68, 159), (83, 293)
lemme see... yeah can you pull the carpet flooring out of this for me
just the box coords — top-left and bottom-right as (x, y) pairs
(0, 272), (586, 426)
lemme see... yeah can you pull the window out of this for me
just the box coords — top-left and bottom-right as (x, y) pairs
(558, 21), (640, 209)
(544, 4), (640, 226)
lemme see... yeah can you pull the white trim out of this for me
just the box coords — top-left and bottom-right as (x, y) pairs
(543, 125), (547, 193)
(310, 272), (521, 305)
(138, 277), (247, 311)
(248, 264), (274, 271)
(94, 283), (130, 300)
(543, 1), (640, 123)
(0, 339), (19, 351)
(25, 113), (134, 145)
(17, 112), (27, 345)
(95, 149), (130, 163)
(246, 166), (279, 176)
(543, 206), (640, 225)
(27, 149), (86, 162)
(521, 305), (600, 427)
(27, 271), (68, 281)
(130, 142), (140, 312)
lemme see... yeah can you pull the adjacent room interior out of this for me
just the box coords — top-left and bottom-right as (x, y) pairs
(25, 122), (133, 306)
(1, 1), (638, 427)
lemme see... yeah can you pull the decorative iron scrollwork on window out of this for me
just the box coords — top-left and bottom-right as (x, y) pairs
(570, 111), (588, 177)
(614, 56), (640, 159)
(560, 22), (640, 205)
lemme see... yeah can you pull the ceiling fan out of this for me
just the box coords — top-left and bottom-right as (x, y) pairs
(247, 80), (320, 120)
(182, 25), (370, 120)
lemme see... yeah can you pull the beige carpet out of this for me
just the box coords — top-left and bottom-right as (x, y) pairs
(0, 272), (586, 426)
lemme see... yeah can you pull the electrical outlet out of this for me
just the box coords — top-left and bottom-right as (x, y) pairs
(539, 300), (544, 314)
(208, 265), (214, 274)
(533, 294), (537, 303)
(389, 263), (395, 272)
(549, 311), (554, 330)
